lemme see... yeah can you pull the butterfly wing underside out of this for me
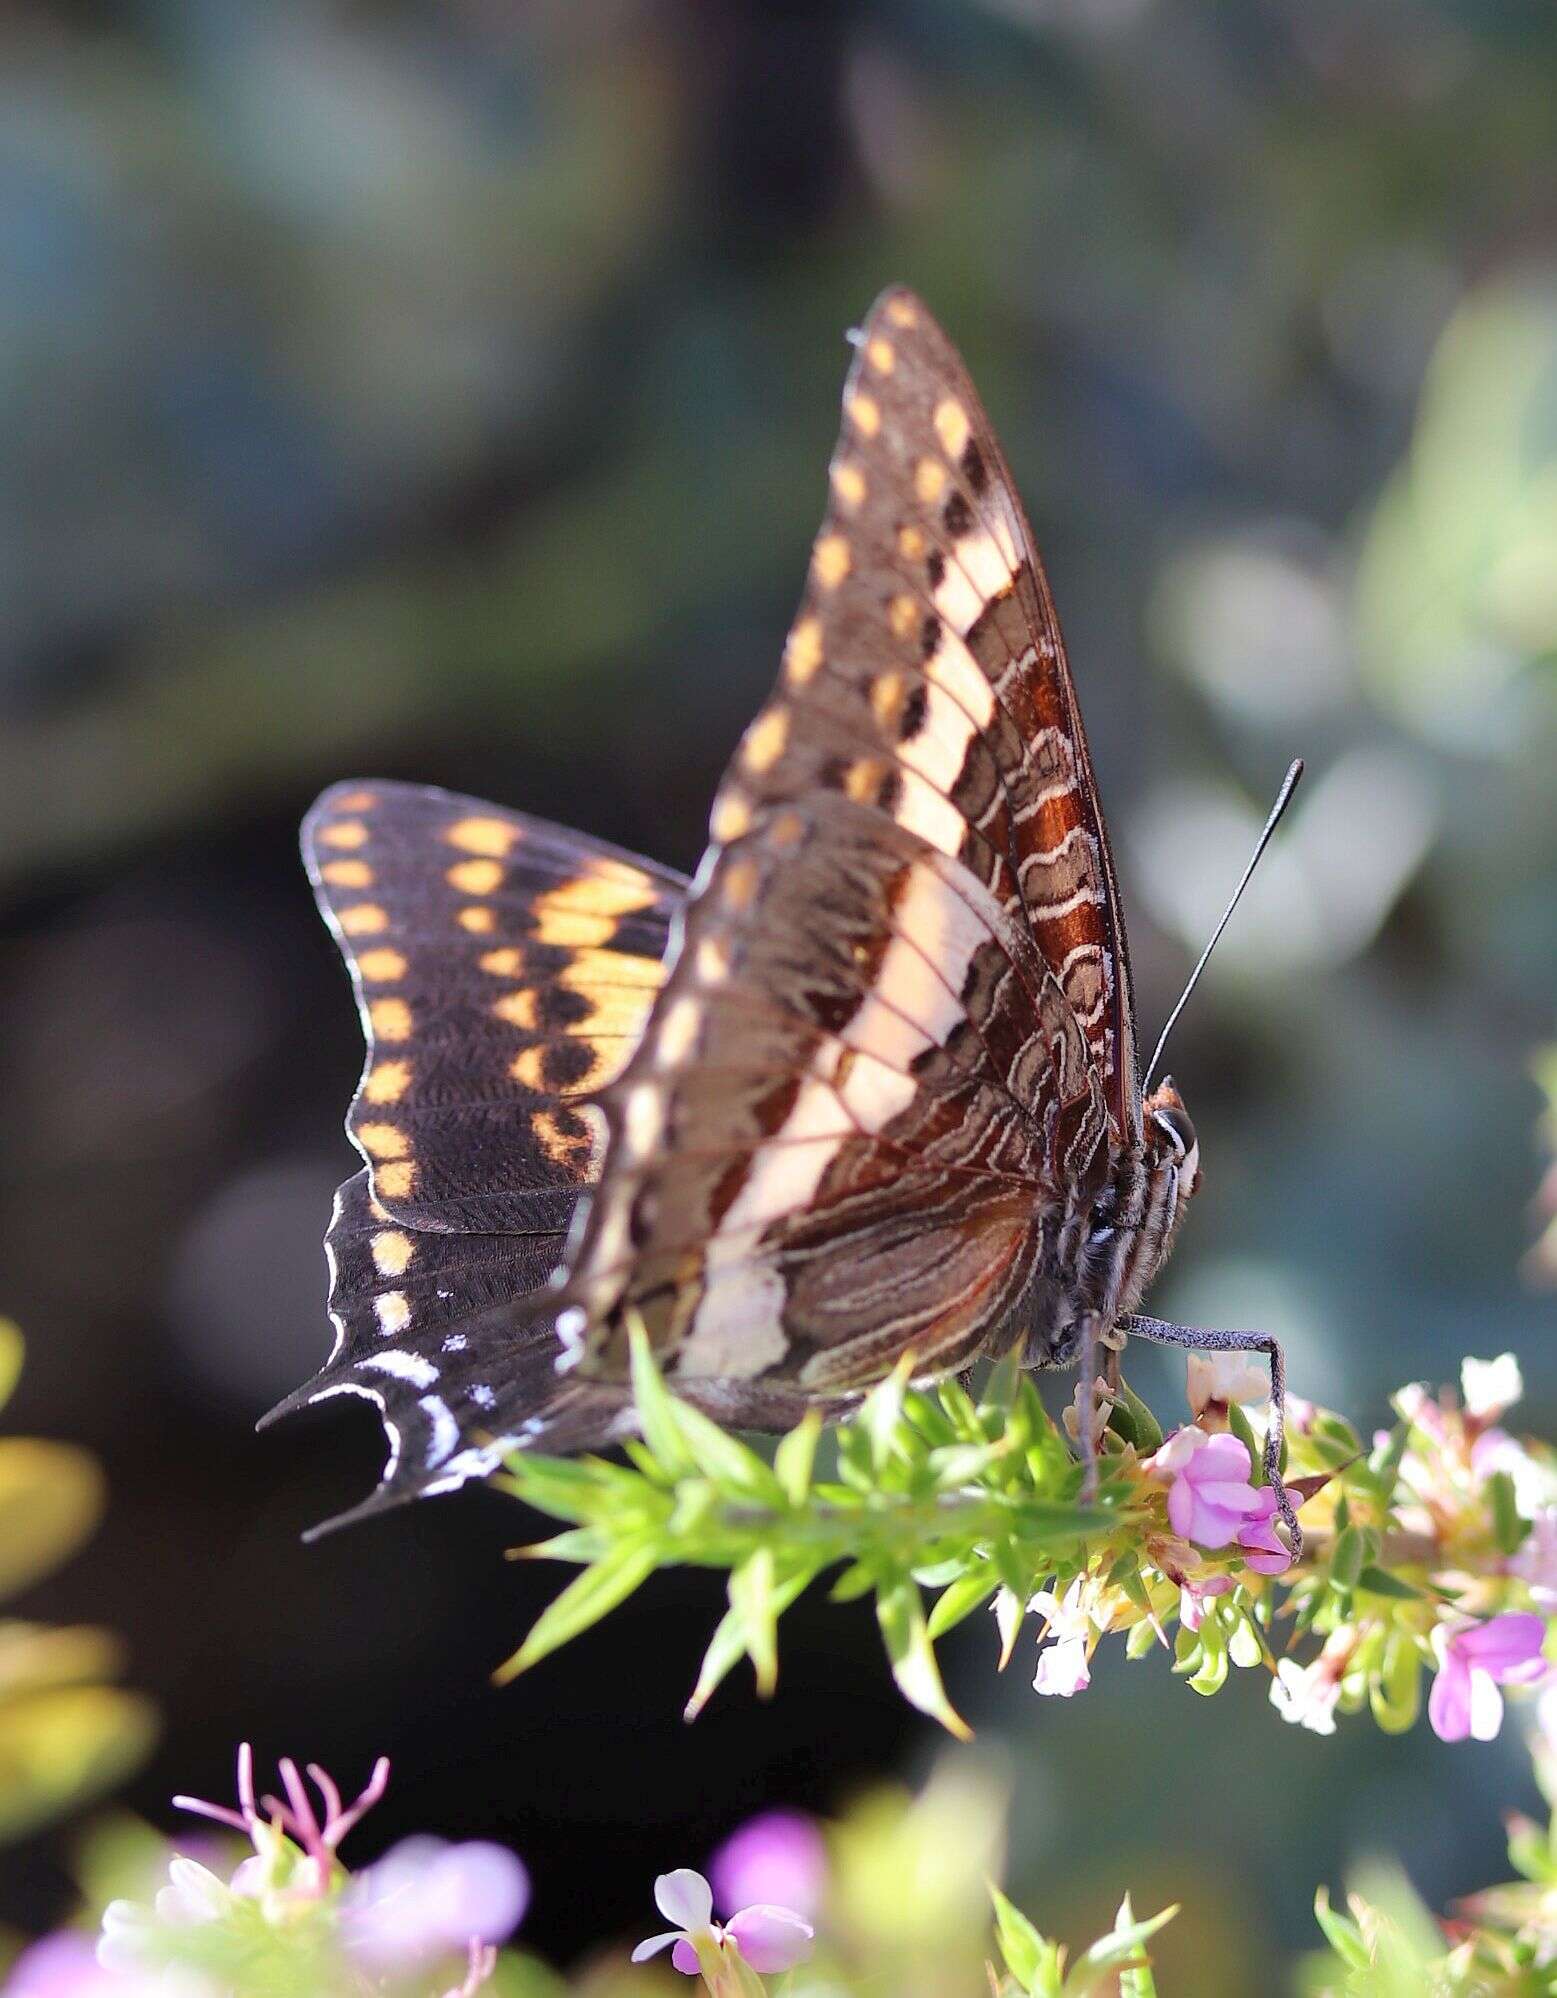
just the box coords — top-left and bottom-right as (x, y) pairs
(272, 782), (687, 1516)
(557, 287), (1135, 1398)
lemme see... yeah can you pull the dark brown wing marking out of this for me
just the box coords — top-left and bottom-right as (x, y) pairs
(305, 781), (686, 1233)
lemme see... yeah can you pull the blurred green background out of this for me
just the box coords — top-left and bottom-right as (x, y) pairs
(1, 0), (1555, 1987)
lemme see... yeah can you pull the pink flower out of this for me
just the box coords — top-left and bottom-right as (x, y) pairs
(1428, 1613), (1550, 1742)
(343, 1837), (529, 1971)
(633, 1869), (813, 1980)
(173, 1744), (389, 1904)
(1178, 1576), (1233, 1633)
(710, 1813), (826, 1924)
(1237, 1488), (1294, 1575)
(1150, 1429), (1292, 1571)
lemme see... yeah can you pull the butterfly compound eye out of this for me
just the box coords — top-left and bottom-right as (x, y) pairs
(1152, 1103), (1197, 1162)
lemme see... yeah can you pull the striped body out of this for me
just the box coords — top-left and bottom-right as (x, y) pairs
(274, 289), (1203, 1521)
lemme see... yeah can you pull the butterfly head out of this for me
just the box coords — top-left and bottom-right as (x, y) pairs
(1144, 1076), (1199, 1203)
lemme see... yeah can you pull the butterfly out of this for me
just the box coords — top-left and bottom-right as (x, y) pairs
(269, 287), (1299, 1550)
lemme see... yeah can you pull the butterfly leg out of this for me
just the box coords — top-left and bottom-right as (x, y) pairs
(1118, 1314), (1302, 1564)
(1076, 1314), (1106, 1504)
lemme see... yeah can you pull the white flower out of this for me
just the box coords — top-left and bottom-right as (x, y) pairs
(1186, 1352), (1269, 1421)
(1462, 1353), (1523, 1421)
(1270, 1657), (1340, 1735)
(1029, 1579), (1095, 1698)
(154, 1858), (232, 1926)
(1511, 1509), (1557, 1609)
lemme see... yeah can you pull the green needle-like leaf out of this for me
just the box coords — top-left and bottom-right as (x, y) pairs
(876, 1573), (971, 1740)
(495, 1538), (663, 1683)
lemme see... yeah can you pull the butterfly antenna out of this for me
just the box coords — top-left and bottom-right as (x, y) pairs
(1142, 758), (1304, 1096)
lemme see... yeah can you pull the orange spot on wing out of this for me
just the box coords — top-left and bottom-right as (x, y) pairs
(479, 948), (524, 976)
(741, 707), (791, 774)
(339, 904), (388, 936)
(538, 874), (658, 919)
(320, 821), (370, 850)
(363, 1060), (412, 1104)
(357, 1121), (409, 1160)
(371, 1230), (415, 1276)
(375, 1161), (416, 1200)
(357, 949), (407, 982)
(448, 859), (504, 895)
(813, 535), (851, 589)
(370, 998), (413, 1041)
(321, 860), (374, 887)
(459, 906), (497, 934)
(915, 458), (945, 503)
(493, 990), (541, 1030)
(445, 816), (519, 857)
(785, 616), (824, 687)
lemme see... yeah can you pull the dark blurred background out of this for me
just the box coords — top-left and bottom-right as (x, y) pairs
(2, 1), (1556, 1987)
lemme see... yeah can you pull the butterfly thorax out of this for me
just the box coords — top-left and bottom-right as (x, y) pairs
(1020, 1080), (1200, 1370)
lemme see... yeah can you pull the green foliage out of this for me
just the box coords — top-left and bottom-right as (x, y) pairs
(498, 1335), (1148, 1736)
(989, 1885), (1175, 1998)
(0, 1320), (155, 1844)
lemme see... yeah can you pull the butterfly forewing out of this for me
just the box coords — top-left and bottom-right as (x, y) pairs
(705, 288), (1138, 1137)
(305, 782), (686, 1233)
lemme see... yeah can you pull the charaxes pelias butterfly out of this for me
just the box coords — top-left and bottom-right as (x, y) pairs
(270, 287), (1300, 1551)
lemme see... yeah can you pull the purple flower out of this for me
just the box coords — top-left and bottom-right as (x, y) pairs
(1150, 1429), (1293, 1571)
(633, 1868), (813, 1980)
(343, 1837), (529, 1972)
(1428, 1613), (1549, 1743)
(710, 1813), (826, 1923)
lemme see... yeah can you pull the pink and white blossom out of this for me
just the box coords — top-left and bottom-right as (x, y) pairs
(633, 1868), (813, 1981)
(1270, 1630), (1357, 1736)
(1428, 1613), (1549, 1743)
(1178, 1575), (1233, 1633)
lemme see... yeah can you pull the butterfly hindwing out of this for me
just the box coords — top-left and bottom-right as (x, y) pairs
(263, 1169), (636, 1523)
(558, 795), (1107, 1393)
(305, 782), (687, 1234)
